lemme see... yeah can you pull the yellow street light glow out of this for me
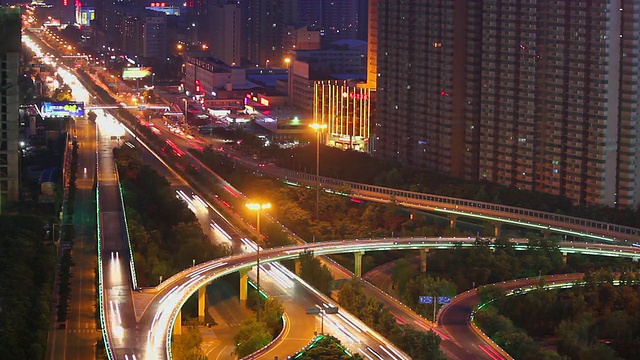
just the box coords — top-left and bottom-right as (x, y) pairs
(245, 202), (271, 211)
(284, 57), (291, 64)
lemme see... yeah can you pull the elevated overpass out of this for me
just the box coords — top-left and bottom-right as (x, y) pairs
(256, 167), (640, 244)
(136, 236), (640, 359)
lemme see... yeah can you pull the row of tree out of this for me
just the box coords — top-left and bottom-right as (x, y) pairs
(247, 141), (640, 227)
(293, 335), (363, 359)
(338, 279), (447, 360)
(56, 140), (79, 323)
(114, 146), (230, 286)
(0, 215), (55, 360)
(475, 270), (640, 359)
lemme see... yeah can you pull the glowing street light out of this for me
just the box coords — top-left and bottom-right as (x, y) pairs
(309, 123), (327, 225)
(245, 202), (271, 322)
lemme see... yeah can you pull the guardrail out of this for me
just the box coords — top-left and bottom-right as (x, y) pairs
(96, 169), (114, 360)
(114, 163), (139, 290)
(254, 167), (640, 243)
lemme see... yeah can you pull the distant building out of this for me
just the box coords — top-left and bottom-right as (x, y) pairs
(376, 0), (640, 209)
(295, 43), (367, 74)
(115, 7), (167, 61)
(283, 25), (321, 54)
(210, 1), (242, 66)
(0, 6), (21, 207)
(184, 56), (250, 95)
(298, 0), (365, 46)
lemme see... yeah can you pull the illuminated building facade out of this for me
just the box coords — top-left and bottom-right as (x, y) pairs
(314, 81), (372, 152)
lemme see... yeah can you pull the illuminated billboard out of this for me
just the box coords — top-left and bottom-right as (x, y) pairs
(41, 101), (85, 118)
(122, 67), (152, 79)
(77, 8), (95, 26)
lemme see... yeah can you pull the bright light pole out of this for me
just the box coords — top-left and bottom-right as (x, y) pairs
(183, 98), (188, 127)
(245, 202), (271, 322)
(284, 57), (292, 100)
(152, 72), (155, 88)
(309, 123), (327, 224)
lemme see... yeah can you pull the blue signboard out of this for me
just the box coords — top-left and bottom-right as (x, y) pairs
(419, 296), (433, 304)
(41, 101), (85, 118)
(437, 296), (451, 304)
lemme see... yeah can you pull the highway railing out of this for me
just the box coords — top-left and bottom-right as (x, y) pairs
(255, 166), (640, 243)
(114, 163), (139, 290)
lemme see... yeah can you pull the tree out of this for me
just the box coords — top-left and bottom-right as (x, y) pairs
(87, 110), (97, 123)
(261, 298), (284, 337)
(298, 251), (334, 295)
(477, 285), (507, 306)
(392, 258), (418, 294)
(52, 84), (73, 101)
(171, 326), (207, 360)
(233, 318), (272, 358)
(338, 279), (367, 315)
(296, 335), (363, 359)
(397, 327), (447, 360)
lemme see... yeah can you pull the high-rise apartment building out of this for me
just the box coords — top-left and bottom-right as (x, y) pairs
(211, 1), (242, 66)
(376, 1), (640, 209)
(298, 0), (364, 45)
(244, 0), (297, 68)
(0, 6), (21, 209)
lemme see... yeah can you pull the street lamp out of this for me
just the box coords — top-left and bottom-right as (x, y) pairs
(284, 57), (292, 99)
(245, 202), (272, 322)
(183, 98), (188, 127)
(309, 123), (327, 224)
(152, 72), (155, 88)
(265, 59), (270, 68)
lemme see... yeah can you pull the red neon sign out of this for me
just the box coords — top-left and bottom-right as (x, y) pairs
(349, 92), (369, 100)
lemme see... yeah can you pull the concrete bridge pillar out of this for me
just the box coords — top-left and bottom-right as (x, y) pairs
(198, 286), (206, 322)
(239, 268), (249, 301)
(173, 309), (182, 335)
(295, 259), (301, 275)
(493, 221), (502, 237)
(354, 251), (365, 278)
(542, 229), (551, 238)
(562, 252), (568, 264)
(449, 215), (458, 229)
(420, 249), (429, 272)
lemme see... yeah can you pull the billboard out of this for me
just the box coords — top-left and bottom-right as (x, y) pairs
(41, 101), (85, 118)
(77, 8), (95, 26)
(122, 67), (152, 79)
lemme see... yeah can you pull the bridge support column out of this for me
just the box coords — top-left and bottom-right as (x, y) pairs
(449, 215), (458, 229)
(295, 259), (301, 275)
(493, 221), (502, 237)
(542, 229), (551, 238)
(198, 286), (206, 322)
(173, 309), (182, 335)
(562, 252), (568, 264)
(239, 268), (249, 301)
(354, 251), (365, 278)
(420, 249), (429, 272)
